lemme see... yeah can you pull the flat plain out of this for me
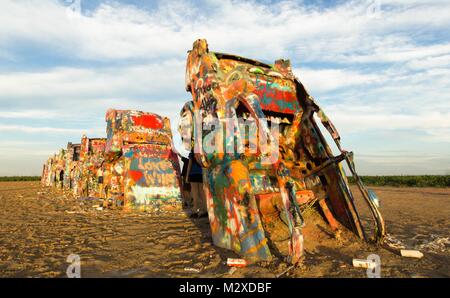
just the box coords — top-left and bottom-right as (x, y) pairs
(0, 181), (448, 277)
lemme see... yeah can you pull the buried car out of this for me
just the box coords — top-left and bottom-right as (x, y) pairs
(41, 154), (56, 187)
(77, 135), (107, 198)
(103, 109), (182, 211)
(182, 39), (386, 264)
(41, 149), (67, 189)
(64, 141), (81, 192)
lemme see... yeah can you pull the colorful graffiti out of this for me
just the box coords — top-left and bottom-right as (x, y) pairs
(41, 109), (181, 213)
(183, 39), (385, 264)
(104, 109), (181, 211)
(40, 40), (385, 267)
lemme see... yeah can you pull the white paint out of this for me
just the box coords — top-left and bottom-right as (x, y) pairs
(131, 185), (180, 205)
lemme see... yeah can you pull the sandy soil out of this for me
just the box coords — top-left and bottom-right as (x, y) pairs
(0, 181), (448, 278)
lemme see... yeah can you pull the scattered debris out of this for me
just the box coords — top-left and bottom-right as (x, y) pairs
(400, 250), (424, 259)
(275, 264), (295, 278)
(385, 233), (406, 250)
(227, 258), (247, 267)
(184, 267), (201, 273)
(352, 259), (376, 269)
(228, 267), (237, 275)
(417, 236), (449, 253)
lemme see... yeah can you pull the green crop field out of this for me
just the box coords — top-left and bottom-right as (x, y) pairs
(347, 175), (450, 188)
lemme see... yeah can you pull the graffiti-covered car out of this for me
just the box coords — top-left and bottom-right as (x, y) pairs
(41, 149), (66, 189)
(64, 142), (81, 192)
(76, 136), (107, 198)
(41, 155), (55, 187)
(182, 39), (385, 264)
(103, 109), (182, 211)
(53, 149), (67, 189)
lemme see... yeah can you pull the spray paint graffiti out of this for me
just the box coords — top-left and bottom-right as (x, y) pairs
(40, 40), (385, 267)
(182, 39), (385, 264)
(41, 109), (182, 213)
(104, 109), (181, 211)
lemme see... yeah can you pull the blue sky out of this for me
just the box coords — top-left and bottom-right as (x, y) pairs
(0, 0), (449, 176)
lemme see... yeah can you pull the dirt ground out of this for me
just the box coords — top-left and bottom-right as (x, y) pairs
(0, 181), (448, 278)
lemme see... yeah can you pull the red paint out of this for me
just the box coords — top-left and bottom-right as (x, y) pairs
(129, 170), (143, 182)
(132, 114), (163, 130)
(253, 88), (299, 114)
(126, 144), (171, 158)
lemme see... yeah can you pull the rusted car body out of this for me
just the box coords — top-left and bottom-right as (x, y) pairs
(183, 39), (385, 264)
(51, 149), (67, 189)
(60, 135), (106, 198)
(78, 136), (107, 198)
(41, 155), (55, 187)
(64, 142), (81, 192)
(41, 150), (66, 189)
(103, 109), (182, 211)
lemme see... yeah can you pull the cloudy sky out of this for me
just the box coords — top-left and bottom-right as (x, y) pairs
(0, 0), (449, 176)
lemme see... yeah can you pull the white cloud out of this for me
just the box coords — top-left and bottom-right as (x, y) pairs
(0, 124), (102, 135)
(328, 110), (450, 140)
(0, 0), (448, 62)
(0, 110), (62, 119)
(407, 54), (450, 69)
(294, 68), (382, 93)
(0, 0), (449, 175)
(0, 59), (185, 99)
